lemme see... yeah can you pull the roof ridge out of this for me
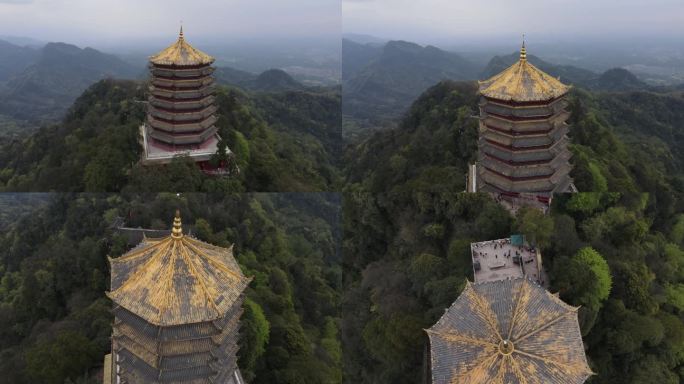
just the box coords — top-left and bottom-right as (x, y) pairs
(110, 237), (174, 298)
(154, 239), (180, 324)
(464, 282), (504, 341)
(108, 222), (250, 326)
(178, 239), (221, 317)
(479, 55), (569, 102)
(182, 237), (244, 281)
(427, 277), (592, 383)
(110, 239), (162, 263)
(150, 33), (214, 66)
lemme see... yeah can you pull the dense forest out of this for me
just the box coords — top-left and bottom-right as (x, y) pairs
(342, 190), (684, 383)
(0, 192), (342, 383)
(0, 79), (342, 193)
(345, 80), (684, 196)
(341, 80), (684, 382)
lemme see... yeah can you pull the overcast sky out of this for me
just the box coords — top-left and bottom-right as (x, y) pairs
(343, 0), (684, 46)
(0, 0), (340, 47)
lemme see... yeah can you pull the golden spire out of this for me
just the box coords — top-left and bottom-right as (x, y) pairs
(171, 210), (183, 239)
(520, 34), (527, 61)
(150, 23), (214, 66)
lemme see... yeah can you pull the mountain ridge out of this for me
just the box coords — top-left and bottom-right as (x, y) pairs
(0, 41), (139, 121)
(342, 40), (479, 139)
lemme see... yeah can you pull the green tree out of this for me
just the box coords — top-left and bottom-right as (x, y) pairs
(513, 206), (554, 249)
(239, 298), (270, 379)
(83, 146), (128, 191)
(553, 247), (611, 314)
(25, 331), (99, 384)
(566, 193), (602, 215)
(194, 218), (213, 242)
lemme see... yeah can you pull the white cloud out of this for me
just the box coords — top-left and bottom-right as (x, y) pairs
(0, 0), (340, 46)
(343, 0), (684, 43)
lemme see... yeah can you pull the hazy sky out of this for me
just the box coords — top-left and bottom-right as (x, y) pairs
(343, 0), (684, 46)
(0, 0), (340, 47)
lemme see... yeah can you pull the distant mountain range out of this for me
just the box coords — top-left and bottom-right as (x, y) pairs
(481, 52), (650, 91)
(0, 40), (141, 121)
(342, 38), (383, 80)
(480, 52), (597, 86)
(0, 39), (310, 125)
(342, 39), (479, 135)
(342, 37), (656, 140)
(0, 40), (39, 83)
(215, 67), (306, 92)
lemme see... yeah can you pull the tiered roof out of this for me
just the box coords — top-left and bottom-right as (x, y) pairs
(479, 42), (570, 102)
(426, 278), (592, 384)
(150, 26), (214, 66)
(107, 211), (251, 326)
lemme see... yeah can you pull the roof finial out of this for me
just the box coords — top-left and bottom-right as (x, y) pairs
(172, 209), (183, 239)
(520, 34), (527, 61)
(179, 22), (184, 40)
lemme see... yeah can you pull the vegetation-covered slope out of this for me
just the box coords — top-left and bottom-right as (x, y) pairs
(0, 193), (342, 384)
(0, 79), (342, 192)
(342, 188), (684, 383)
(345, 80), (684, 196)
(345, 80), (479, 194)
(341, 80), (684, 383)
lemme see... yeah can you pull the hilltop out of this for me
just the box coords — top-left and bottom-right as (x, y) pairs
(345, 79), (684, 195)
(0, 79), (342, 192)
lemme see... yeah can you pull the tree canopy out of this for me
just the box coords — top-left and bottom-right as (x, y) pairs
(0, 193), (343, 383)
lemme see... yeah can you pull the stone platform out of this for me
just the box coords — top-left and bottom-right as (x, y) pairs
(470, 237), (544, 285)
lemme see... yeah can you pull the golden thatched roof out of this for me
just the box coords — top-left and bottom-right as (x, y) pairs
(149, 26), (214, 66)
(107, 211), (250, 326)
(426, 278), (593, 384)
(479, 42), (569, 102)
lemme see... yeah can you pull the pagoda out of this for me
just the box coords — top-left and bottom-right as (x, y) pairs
(426, 278), (593, 384)
(474, 40), (574, 204)
(104, 211), (251, 384)
(141, 27), (230, 171)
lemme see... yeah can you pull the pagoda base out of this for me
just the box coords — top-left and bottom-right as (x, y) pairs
(140, 124), (227, 166)
(491, 192), (551, 214)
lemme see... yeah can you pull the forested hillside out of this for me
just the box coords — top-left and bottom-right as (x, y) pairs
(0, 79), (342, 192)
(0, 193), (343, 384)
(342, 189), (684, 383)
(345, 80), (684, 196)
(341, 80), (684, 383)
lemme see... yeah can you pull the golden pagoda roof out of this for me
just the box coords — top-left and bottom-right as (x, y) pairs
(107, 211), (250, 326)
(426, 278), (593, 384)
(478, 42), (570, 102)
(149, 26), (215, 66)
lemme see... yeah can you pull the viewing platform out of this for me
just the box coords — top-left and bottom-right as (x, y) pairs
(470, 235), (545, 285)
